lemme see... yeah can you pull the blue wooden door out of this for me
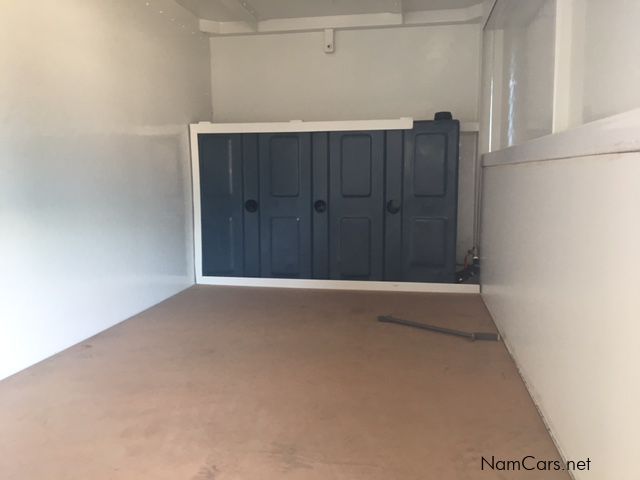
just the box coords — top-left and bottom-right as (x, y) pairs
(258, 133), (313, 278)
(328, 131), (385, 280)
(400, 120), (459, 282)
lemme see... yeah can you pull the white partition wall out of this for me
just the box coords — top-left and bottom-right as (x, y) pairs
(0, 0), (211, 380)
(481, 133), (640, 480)
(480, 1), (640, 478)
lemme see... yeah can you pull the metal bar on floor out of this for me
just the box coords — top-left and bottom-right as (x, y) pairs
(377, 315), (500, 342)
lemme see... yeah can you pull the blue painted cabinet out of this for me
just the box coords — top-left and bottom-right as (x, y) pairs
(197, 120), (459, 282)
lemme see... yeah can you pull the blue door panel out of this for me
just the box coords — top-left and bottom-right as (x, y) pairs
(400, 121), (459, 282)
(329, 131), (384, 281)
(259, 133), (312, 279)
(199, 134), (244, 276)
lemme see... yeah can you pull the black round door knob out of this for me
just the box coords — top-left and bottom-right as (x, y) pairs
(244, 199), (258, 213)
(314, 200), (327, 213)
(386, 200), (401, 214)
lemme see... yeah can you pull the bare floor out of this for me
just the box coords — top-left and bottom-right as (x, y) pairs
(0, 286), (568, 480)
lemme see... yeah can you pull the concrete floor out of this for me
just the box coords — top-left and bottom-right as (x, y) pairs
(0, 286), (568, 480)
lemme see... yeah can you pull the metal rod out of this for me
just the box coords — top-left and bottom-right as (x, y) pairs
(377, 315), (500, 342)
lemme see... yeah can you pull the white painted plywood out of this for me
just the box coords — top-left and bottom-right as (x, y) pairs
(210, 24), (481, 122)
(0, 0), (211, 380)
(481, 151), (640, 480)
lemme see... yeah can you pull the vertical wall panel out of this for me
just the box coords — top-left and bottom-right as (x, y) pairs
(0, 0), (211, 380)
(483, 0), (556, 149)
(481, 152), (640, 480)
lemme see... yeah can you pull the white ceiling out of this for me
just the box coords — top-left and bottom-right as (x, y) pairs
(176, 0), (482, 22)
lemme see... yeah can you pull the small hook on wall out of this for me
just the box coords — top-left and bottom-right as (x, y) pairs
(324, 28), (335, 54)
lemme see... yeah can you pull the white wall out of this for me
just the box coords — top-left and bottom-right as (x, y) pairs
(575, 0), (640, 125)
(481, 149), (640, 479)
(209, 25), (481, 122)
(483, 0), (556, 150)
(484, 0), (640, 143)
(0, 0), (211, 380)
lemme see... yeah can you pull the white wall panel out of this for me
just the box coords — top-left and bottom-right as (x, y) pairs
(579, 0), (640, 124)
(481, 152), (640, 479)
(0, 0), (212, 380)
(483, 0), (556, 149)
(209, 25), (481, 122)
